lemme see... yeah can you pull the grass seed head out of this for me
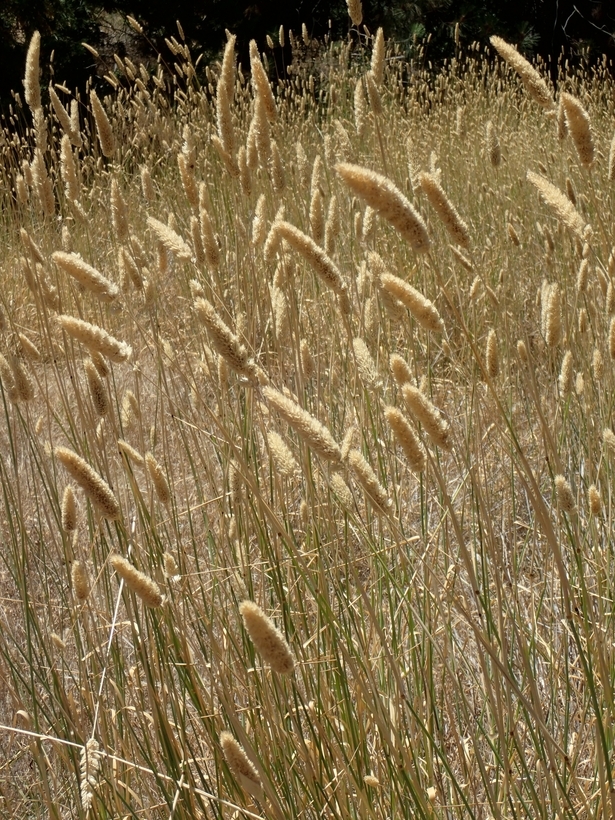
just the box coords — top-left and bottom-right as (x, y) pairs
(90, 90), (115, 157)
(418, 171), (470, 249)
(110, 554), (163, 607)
(402, 384), (450, 450)
(380, 272), (444, 332)
(55, 447), (121, 520)
(554, 475), (576, 513)
(384, 406), (426, 473)
(347, 448), (392, 513)
(61, 485), (78, 532)
(145, 452), (171, 506)
(58, 316), (131, 363)
(219, 731), (263, 798)
(52, 251), (118, 302)
(489, 36), (553, 108)
(263, 386), (341, 463)
(71, 560), (90, 601)
(239, 599), (295, 674)
(561, 93), (594, 167)
(24, 31), (41, 111)
(336, 163), (430, 251)
(527, 171), (587, 239)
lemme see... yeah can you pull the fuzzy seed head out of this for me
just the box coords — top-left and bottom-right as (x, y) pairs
(418, 170), (470, 248)
(390, 354), (413, 387)
(263, 386), (341, 463)
(110, 554), (163, 607)
(347, 449), (391, 513)
(561, 93), (594, 167)
(266, 430), (299, 478)
(485, 329), (499, 378)
(145, 452), (171, 506)
(527, 171), (587, 239)
(55, 447), (121, 520)
(489, 36), (553, 108)
(588, 485), (602, 516)
(90, 90), (115, 157)
(554, 475), (576, 513)
(239, 599), (295, 674)
(384, 406), (426, 473)
(52, 252), (118, 302)
(559, 350), (573, 395)
(58, 316), (131, 363)
(71, 560), (90, 601)
(402, 384), (450, 450)
(336, 163), (430, 251)
(380, 273), (444, 332)
(220, 731), (262, 797)
(62, 485), (78, 532)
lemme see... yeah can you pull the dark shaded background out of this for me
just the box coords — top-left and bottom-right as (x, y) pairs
(0, 1), (613, 108)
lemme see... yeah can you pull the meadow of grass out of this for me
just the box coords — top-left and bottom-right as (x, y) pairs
(0, 12), (615, 819)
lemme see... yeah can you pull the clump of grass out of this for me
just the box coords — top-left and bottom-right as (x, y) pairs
(2, 19), (615, 820)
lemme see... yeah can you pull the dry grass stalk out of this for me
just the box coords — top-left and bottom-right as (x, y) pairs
(262, 386), (341, 463)
(55, 447), (121, 520)
(336, 163), (430, 251)
(110, 554), (163, 607)
(239, 599), (294, 674)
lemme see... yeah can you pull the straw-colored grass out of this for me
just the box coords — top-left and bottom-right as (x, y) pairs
(1, 16), (615, 820)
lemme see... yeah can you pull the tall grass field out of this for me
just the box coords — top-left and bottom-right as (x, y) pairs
(1, 8), (615, 818)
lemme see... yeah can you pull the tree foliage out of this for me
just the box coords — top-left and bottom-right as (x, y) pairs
(0, 0), (613, 108)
